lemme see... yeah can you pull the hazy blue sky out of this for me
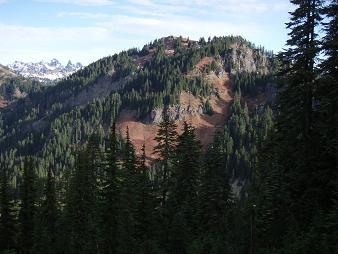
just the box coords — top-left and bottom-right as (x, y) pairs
(0, 0), (293, 65)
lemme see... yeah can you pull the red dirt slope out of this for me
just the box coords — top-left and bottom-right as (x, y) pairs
(116, 58), (233, 159)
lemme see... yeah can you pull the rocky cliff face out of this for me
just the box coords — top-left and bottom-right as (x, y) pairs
(147, 100), (204, 124)
(225, 42), (272, 74)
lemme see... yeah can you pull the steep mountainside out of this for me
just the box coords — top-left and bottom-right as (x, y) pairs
(0, 64), (17, 80)
(0, 64), (42, 108)
(8, 59), (83, 83)
(0, 35), (276, 190)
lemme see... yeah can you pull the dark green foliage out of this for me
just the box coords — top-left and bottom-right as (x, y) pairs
(134, 145), (157, 253)
(320, 0), (338, 76)
(202, 99), (213, 115)
(18, 157), (36, 254)
(225, 91), (272, 182)
(167, 122), (201, 253)
(0, 162), (16, 252)
(0, 76), (42, 102)
(153, 109), (178, 206)
(0, 35), (274, 192)
(197, 131), (234, 253)
(65, 142), (99, 254)
(251, 134), (289, 251)
(251, 1), (338, 253)
(2, 6), (337, 251)
(32, 167), (58, 254)
(276, 0), (324, 230)
(99, 123), (120, 254)
(117, 127), (139, 253)
(233, 72), (273, 96)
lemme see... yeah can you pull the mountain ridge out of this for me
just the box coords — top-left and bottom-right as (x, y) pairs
(0, 35), (276, 189)
(7, 58), (83, 83)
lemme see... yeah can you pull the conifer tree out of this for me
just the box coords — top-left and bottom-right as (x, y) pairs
(33, 167), (58, 254)
(18, 157), (36, 254)
(315, 0), (337, 199)
(66, 148), (97, 254)
(252, 0), (335, 252)
(153, 110), (179, 252)
(134, 144), (157, 253)
(310, 1), (338, 251)
(117, 127), (138, 253)
(99, 123), (120, 254)
(197, 131), (234, 253)
(279, 0), (322, 139)
(320, 0), (338, 77)
(153, 109), (178, 206)
(167, 122), (201, 253)
(252, 134), (288, 252)
(276, 0), (324, 228)
(0, 162), (16, 252)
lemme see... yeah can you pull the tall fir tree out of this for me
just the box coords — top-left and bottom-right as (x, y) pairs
(253, 0), (337, 252)
(167, 122), (201, 254)
(32, 167), (58, 254)
(18, 157), (36, 254)
(66, 145), (98, 254)
(152, 110), (178, 252)
(252, 133), (289, 252)
(311, 1), (338, 252)
(197, 131), (235, 253)
(0, 162), (16, 253)
(276, 0), (323, 229)
(117, 127), (138, 254)
(134, 144), (158, 254)
(99, 123), (120, 254)
(315, 0), (337, 202)
(153, 109), (178, 207)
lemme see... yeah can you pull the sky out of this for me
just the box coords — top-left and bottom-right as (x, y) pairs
(0, 0), (294, 66)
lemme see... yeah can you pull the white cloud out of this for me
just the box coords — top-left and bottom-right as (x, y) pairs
(57, 11), (110, 19)
(0, 0), (292, 65)
(0, 23), (122, 65)
(125, 0), (291, 15)
(100, 15), (260, 37)
(0, 11), (264, 65)
(36, 0), (115, 6)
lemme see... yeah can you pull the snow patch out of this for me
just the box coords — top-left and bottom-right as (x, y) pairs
(7, 59), (83, 83)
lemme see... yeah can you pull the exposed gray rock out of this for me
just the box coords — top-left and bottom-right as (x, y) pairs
(146, 103), (204, 124)
(225, 42), (271, 75)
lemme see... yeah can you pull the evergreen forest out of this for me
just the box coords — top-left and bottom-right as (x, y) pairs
(0, 0), (337, 253)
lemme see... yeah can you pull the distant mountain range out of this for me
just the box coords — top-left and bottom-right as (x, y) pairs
(7, 59), (83, 83)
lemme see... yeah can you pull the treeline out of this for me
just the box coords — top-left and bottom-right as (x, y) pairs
(0, 87), (274, 253)
(0, 116), (253, 254)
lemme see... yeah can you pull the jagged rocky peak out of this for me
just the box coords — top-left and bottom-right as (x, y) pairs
(49, 58), (61, 67)
(65, 60), (73, 69)
(7, 59), (83, 83)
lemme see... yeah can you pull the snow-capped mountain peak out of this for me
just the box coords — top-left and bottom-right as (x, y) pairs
(7, 59), (83, 83)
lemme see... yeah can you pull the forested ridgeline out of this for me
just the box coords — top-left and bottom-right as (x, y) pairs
(0, 35), (275, 189)
(0, 0), (337, 253)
